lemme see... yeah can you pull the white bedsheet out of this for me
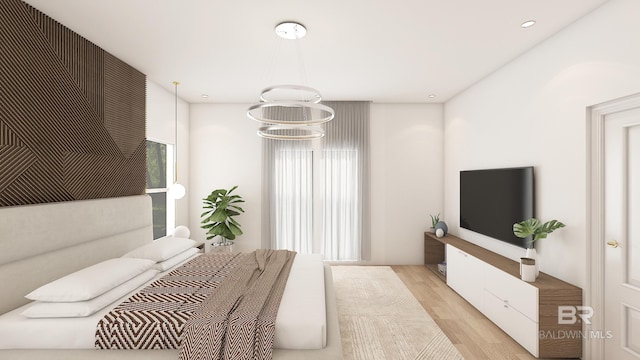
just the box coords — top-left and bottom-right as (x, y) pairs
(0, 252), (326, 350)
(274, 253), (326, 349)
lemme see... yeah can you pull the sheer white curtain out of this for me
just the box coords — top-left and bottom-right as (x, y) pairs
(322, 148), (360, 260)
(273, 147), (313, 253)
(262, 101), (370, 261)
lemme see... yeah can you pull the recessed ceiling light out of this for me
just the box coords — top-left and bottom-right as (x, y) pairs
(521, 20), (536, 28)
(275, 22), (307, 40)
(427, 94), (437, 99)
(201, 94), (209, 99)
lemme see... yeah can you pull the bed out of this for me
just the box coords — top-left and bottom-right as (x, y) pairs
(0, 195), (342, 360)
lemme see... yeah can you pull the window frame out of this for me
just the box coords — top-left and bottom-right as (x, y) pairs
(145, 139), (177, 239)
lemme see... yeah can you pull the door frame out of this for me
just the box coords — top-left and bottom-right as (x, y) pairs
(588, 92), (640, 360)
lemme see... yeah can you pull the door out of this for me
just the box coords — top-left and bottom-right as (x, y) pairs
(604, 106), (640, 359)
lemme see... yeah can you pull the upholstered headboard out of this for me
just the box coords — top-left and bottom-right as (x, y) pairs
(0, 195), (153, 314)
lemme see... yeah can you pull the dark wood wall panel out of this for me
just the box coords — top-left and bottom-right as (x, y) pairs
(0, 0), (146, 207)
(27, 5), (105, 120)
(104, 53), (146, 159)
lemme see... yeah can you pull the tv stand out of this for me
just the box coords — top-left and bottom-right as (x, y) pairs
(424, 232), (582, 359)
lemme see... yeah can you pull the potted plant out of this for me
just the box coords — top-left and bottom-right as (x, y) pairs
(200, 186), (244, 246)
(513, 218), (565, 278)
(429, 213), (440, 233)
(513, 218), (566, 247)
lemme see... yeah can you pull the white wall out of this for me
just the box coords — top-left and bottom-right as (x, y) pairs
(188, 104), (262, 254)
(187, 102), (443, 264)
(146, 80), (190, 229)
(443, 0), (640, 288)
(368, 104), (443, 264)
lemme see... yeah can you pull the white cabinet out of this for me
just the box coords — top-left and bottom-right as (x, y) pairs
(483, 290), (538, 356)
(446, 244), (540, 357)
(483, 264), (539, 357)
(446, 244), (484, 310)
(484, 263), (538, 321)
(426, 232), (582, 359)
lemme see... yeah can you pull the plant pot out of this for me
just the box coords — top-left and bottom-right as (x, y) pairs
(520, 257), (536, 282)
(210, 242), (234, 253)
(524, 247), (539, 278)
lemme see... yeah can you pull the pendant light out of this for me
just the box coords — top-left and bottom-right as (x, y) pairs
(168, 81), (186, 199)
(247, 22), (335, 140)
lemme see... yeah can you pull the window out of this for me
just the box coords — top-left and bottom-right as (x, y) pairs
(263, 101), (370, 261)
(146, 140), (176, 239)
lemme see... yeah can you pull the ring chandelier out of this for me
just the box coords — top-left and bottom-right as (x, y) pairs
(259, 84), (321, 103)
(247, 22), (335, 140)
(257, 124), (326, 140)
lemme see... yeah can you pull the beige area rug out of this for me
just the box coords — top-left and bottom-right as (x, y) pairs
(332, 266), (463, 360)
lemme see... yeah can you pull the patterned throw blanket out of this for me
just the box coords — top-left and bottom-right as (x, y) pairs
(96, 249), (296, 360)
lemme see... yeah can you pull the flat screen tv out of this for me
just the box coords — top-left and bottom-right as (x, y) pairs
(460, 166), (534, 248)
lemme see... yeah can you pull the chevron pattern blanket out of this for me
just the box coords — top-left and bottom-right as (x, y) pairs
(180, 249), (296, 360)
(95, 249), (296, 360)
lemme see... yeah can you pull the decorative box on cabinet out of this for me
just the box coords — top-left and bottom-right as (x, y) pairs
(424, 232), (582, 359)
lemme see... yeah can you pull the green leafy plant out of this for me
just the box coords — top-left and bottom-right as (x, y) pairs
(430, 213), (440, 228)
(513, 218), (565, 247)
(200, 186), (244, 244)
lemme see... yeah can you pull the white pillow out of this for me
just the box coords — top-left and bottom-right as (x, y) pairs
(153, 247), (199, 272)
(22, 269), (158, 318)
(25, 258), (155, 302)
(122, 236), (196, 262)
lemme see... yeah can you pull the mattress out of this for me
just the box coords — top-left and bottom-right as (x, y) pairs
(0, 252), (326, 350)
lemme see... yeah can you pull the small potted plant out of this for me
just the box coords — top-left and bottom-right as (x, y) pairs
(513, 218), (565, 278)
(513, 218), (566, 248)
(200, 186), (244, 246)
(429, 213), (440, 233)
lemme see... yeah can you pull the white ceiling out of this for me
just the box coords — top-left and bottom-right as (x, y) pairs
(23, 0), (609, 104)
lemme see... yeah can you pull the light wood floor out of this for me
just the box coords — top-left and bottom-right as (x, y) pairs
(392, 265), (538, 360)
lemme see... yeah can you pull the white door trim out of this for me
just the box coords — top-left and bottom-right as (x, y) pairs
(588, 92), (640, 360)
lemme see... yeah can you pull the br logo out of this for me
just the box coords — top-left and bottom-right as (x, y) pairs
(558, 306), (594, 325)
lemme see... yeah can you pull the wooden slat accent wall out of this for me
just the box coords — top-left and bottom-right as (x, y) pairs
(0, 0), (146, 206)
